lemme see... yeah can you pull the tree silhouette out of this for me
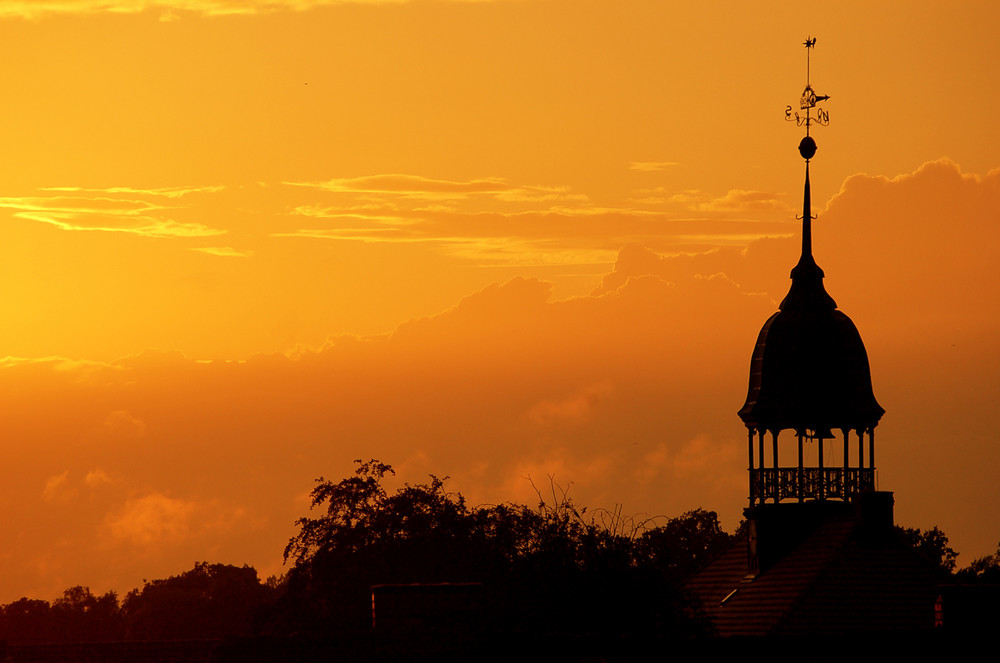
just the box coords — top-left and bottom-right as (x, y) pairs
(52, 586), (124, 643)
(124, 562), (273, 640)
(955, 541), (1000, 583)
(897, 525), (958, 576)
(277, 459), (719, 638)
(635, 509), (734, 587)
(0, 598), (54, 645)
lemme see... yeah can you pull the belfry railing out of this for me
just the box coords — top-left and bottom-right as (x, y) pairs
(751, 467), (875, 503)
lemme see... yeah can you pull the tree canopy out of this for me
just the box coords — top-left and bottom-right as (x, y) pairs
(897, 526), (959, 576)
(277, 459), (731, 637)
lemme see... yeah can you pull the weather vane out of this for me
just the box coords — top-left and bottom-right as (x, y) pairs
(784, 36), (830, 135)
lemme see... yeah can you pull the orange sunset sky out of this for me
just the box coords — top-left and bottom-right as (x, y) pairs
(0, 1), (996, 603)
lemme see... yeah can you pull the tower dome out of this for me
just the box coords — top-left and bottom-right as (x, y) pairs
(737, 164), (884, 435)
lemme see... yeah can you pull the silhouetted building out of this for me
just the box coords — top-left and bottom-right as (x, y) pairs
(687, 39), (939, 637)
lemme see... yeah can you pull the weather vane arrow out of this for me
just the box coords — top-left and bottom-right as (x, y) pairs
(784, 36), (830, 133)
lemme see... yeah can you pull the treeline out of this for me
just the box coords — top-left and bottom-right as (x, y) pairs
(0, 563), (279, 645)
(2, 459), (998, 646)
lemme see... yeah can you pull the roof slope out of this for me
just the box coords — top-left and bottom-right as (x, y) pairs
(687, 517), (938, 636)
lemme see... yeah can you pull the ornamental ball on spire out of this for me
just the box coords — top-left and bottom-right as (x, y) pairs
(798, 136), (817, 160)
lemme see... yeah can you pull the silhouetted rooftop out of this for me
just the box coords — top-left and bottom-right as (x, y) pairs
(687, 511), (938, 636)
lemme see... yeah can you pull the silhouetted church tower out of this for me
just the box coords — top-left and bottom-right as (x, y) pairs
(737, 37), (887, 574)
(687, 39), (937, 636)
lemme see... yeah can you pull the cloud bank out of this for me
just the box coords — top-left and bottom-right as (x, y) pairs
(0, 159), (995, 603)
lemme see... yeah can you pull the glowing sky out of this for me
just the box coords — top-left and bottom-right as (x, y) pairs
(0, 1), (997, 602)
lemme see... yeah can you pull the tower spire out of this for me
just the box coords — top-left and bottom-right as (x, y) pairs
(780, 38), (835, 311)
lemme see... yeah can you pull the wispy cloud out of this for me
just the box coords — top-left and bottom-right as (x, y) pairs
(693, 189), (790, 213)
(0, 191), (225, 238)
(289, 205), (416, 226)
(106, 492), (197, 546)
(190, 246), (254, 257)
(43, 471), (76, 503)
(42, 185), (225, 199)
(276, 184), (795, 263)
(285, 174), (584, 203)
(3, 172), (792, 260)
(0, 1), (443, 20)
(629, 161), (678, 172)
